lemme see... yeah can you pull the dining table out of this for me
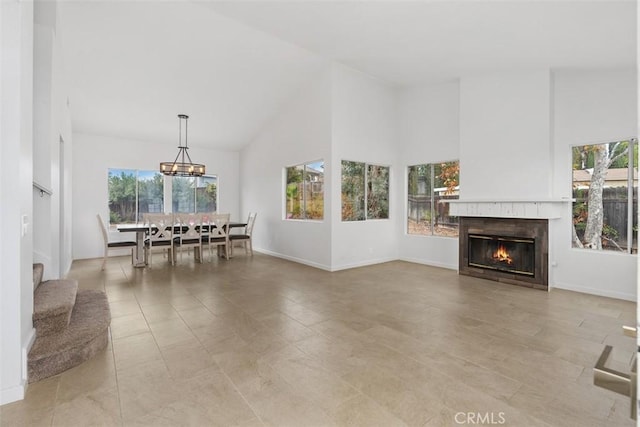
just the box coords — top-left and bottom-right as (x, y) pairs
(117, 221), (247, 267)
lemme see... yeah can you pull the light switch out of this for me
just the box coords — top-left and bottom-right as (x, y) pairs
(21, 215), (28, 237)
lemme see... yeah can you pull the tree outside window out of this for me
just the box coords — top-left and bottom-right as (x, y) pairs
(341, 160), (390, 221)
(285, 161), (324, 220)
(108, 169), (164, 225)
(172, 175), (218, 214)
(407, 161), (459, 237)
(572, 140), (638, 253)
(108, 169), (217, 226)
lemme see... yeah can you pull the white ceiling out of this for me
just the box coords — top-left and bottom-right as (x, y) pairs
(58, 0), (636, 151)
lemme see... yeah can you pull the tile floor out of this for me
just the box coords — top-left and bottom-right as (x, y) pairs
(0, 253), (636, 426)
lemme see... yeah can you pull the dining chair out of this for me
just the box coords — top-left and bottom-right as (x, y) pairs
(96, 214), (137, 270)
(203, 213), (230, 260)
(143, 213), (176, 266)
(229, 212), (257, 257)
(174, 213), (204, 263)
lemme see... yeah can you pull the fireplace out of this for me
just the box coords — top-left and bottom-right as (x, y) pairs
(459, 217), (548, 290)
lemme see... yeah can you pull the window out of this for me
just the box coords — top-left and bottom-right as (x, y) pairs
(285, 161), (324, 220)
(341, 160), (390, 221)
(108, 169), (164, 225)
(407, 161), (459, 237)
(571, 140), (637, 253)
(172, 175), (218, 214)
(108, 169), (218, 225)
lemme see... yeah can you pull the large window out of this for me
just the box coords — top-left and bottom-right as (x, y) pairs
(285, 160), (324, 220)
(108, 169), (164, 225)
(572, 140), (637, 253)
(108, 169), (218, 225)
(341, 160), (390, 221)
(407, 161), (459, 237)
(172, 175), (218, 214)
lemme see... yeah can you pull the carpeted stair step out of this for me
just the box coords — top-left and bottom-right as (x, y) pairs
(28, 290), (111, 383)
(33, 279), (78, 337)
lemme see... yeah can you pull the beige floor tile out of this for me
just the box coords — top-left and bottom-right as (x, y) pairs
(14, 256), (636, 427)
(108, 299), (141, 318)
(0, 376), (59, 427)
(110, 312), (149, 340)
(112, 332), (163, 372)
(56, 349), (116, 404)
(330, 394), (407, 427)
(52, 386), (121, 427)
(140, 303), (180, 324)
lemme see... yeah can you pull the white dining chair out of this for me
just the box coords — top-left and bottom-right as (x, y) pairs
(174, 213), (204, 263)
(143, 213), (176, 266)
(229, 212), (257, 256)
(96, 214), (137, 270)
(202, 213), (230, 260)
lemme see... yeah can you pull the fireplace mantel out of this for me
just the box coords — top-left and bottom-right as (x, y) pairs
(447, 198), (573, 219)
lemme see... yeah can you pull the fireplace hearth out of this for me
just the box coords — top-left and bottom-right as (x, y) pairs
(459, 217), (548, 290)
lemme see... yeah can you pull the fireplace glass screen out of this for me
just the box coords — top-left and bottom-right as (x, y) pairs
(468, 234), (535, 277)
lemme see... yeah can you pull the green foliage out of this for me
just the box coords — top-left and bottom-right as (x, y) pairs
(341, 161), (365, 221)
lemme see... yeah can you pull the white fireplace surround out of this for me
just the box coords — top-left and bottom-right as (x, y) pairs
(447, 198), (573, 220)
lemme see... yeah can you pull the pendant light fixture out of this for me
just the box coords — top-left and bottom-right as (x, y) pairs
(160, 114), (206, 177)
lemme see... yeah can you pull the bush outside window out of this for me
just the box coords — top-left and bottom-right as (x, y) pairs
(341, 160), (389, 221)
(285, 161), (324, 220)
(572, 140), (638, 253)
(407, 161), (459, 237)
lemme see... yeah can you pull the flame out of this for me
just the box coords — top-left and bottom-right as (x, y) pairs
(493, 244), (513, 265)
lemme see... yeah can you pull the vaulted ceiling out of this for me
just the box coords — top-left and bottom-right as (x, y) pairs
(58, 1), (636, 151)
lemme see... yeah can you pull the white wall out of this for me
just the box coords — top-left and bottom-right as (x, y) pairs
(32, 0), (73, 280)
(240, 70), (333, 269)
(397, 81), (460, 269)
(1, 0), (35, 405)
(72, 133), (240, 260)
(460, 70), (553, 200)
(330, 65), (400, 270)
(551, 69), (637, 300)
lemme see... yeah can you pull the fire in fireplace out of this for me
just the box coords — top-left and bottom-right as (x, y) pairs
(468, 234), (535, 276)
(459, 217), (548, 290)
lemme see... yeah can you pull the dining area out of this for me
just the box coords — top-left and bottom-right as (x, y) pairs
(98, 212), (257, 270)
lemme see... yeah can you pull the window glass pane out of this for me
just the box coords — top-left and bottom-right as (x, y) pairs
(108, 168), (137, 225)
(341, 160), (365, 221)
(367, 165), (389, 219)
(137, 170), (164, 221)
(196, 176), (217, 213)
(304, 162), (324, 220)
(407, 164), (432, 235)
(286, 165), (305, 219)
(572, 141), (630, 252)
(433, 161), (459, 237)
(172, 176), (195, 213)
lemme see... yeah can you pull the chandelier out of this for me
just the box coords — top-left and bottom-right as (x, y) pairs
(160, 114), (206, 177)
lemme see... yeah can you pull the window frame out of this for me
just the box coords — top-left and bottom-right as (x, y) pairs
(284, 159), (325, 221)
(107, 168), (219, 227)
(340, 160), (391, 222)
(170, 174), (219, 214)
(570, 138), (637, 255)
(406, 159), (460, 238)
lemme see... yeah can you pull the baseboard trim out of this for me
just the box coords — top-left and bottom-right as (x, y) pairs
(23, 327), (36, 381)
(329, 257), (397, 272)
(553, 281), (636, 301)
(0, 381), (26, 405)
(254, 248), (332, 271)
(399, 256), (458, 271)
